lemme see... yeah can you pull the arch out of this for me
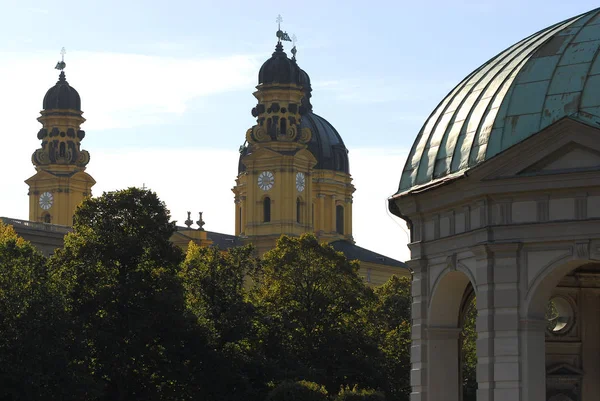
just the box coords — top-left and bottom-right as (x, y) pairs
(525, 257), (597, 318)
(336, 205), (344, 234)
(263, 197), (271, 223)
(429, 269), (473, 327)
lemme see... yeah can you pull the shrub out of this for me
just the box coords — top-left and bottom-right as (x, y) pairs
(335, 386), (386, 401)
(266, 380), (329, 401)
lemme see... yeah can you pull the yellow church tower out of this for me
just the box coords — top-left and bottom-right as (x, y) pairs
(233, 23), (355, 254)
(25, 52), (95, 226)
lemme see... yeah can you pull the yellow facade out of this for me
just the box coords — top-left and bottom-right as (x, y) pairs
(26, 72), (95, 226)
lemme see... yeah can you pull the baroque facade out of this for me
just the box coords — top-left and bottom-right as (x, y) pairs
(2, 29), (407, 286)
(389, 7), (600, 401)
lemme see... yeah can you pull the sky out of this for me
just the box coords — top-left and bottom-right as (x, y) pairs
(0, 0), (598, 263)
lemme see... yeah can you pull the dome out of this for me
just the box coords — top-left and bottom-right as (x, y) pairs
(302, 112), (349, 173)
(258, 43), (301, 85)
(399, 7), (600, 194)
(43, 71), (81, 111)
(238, 111), (350, 174)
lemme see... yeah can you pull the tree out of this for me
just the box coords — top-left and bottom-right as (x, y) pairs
(48, 188), (201, 401)
(180, 243), (267, 401)
(250, 234), (378, 393)
(366, 275), (412, 401)
(0, 223), (71, 400)
(266, 380), (328, 401)
(461, 297), (477, 401)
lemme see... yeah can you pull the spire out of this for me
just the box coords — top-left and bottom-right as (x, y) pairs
(275, 14), (292, 45)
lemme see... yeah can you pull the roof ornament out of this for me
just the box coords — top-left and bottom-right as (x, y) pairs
(276, 14), (292, 44)
(55, 47), (66, 71)
(184, 211), (193, 229)
(196, 212), (205, 231)
(291, 34), (298, 60)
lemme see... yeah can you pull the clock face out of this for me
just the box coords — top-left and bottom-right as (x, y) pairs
(258, 171), (275, 191)
(39, 192), (53, 210)
(296, 172), (305, 192)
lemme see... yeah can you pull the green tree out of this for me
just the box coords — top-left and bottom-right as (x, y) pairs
(461, 297), (477, 401)
(335, 385), (386, 401)
(266, 380), (328, 401)
(49, 188), (202, 401)
(0, 223), (72, 400)
(250, 234), (378, 393)
(180, 243), (267, 400)
(366, 275), (412, 401)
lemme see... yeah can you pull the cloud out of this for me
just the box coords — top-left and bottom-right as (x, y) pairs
(0, 50), (260, 134)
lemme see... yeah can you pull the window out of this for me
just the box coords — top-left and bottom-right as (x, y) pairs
(296, 198), (301, 223)
(281, 118), (287, 136)
(336, 205), (344, 234)
(263, 197), (271, 222)
(43, 213), (51, 224)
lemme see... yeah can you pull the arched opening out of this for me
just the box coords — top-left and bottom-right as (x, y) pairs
(336, 205), (344, 234)
(263, 197), (271, 223)
(459, 286), (477, 401)
(428, 269), (476, 401)
(296, 198), (301, 224)
(42, 213), (51, 224)
(525, 258), (600, 401)
(280, 118), (287, 136)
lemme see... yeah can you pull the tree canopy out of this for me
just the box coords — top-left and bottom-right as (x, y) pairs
(0, 188), (432, 401)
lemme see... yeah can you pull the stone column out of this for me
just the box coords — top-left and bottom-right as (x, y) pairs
(520, 319), (546, 401)
(473, 243), (523, 401)
(427, 327), (462, 401)
(408, 259), (428, 401)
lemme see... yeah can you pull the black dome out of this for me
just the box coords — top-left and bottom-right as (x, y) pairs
(238, 112), (349, 174)
(302, 112), (349, 173)
(258, 43), (301, 85)
(43, 71), (81, 111)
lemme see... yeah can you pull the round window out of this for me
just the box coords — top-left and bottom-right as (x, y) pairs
(546, 296), (574, 333)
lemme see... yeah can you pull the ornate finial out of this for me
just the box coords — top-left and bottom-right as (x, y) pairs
(55, 47), (66, 71)
(275, 15), (292, 44)
(184, 211), (193, 228)
(291, 34), (298, 60)
(196, 212), (205, 231)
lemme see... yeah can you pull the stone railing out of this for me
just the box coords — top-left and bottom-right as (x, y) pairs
(0, 217), (72, 234)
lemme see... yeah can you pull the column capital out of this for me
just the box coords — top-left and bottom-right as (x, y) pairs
(406, 258), (427, 274)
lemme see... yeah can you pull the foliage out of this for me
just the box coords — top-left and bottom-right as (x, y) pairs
(0, 192), (422, 401)
(335, 385), (386, 401)
(48, 188), (200, 401)
(266, 380), (328, 401)
(180, 243), (266, 401)
(0, 222), (71, 400)
(461, 297), (477, 401)
(363, 275), (412, 401)
(251, 234), (379, 393)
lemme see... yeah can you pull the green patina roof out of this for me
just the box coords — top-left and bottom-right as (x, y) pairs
(398, 7), (600, 193)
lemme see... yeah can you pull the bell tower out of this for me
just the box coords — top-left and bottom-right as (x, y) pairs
(233, 19), (317, 254)
(25, 50), (95, 226)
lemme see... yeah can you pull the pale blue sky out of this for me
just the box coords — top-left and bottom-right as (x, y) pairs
(0, 1), (597, 261)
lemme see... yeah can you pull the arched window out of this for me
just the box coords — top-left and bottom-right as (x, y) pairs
(296, 198), (301, 223)
(43, 213), (51, 224)
(336, 205), (344, 234)
(280, 118), (287, 136)
(263, 197), (271, 223)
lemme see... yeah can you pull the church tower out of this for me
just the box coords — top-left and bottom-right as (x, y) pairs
(25, 54), (95, 226)
(234, 21), (355, 254)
